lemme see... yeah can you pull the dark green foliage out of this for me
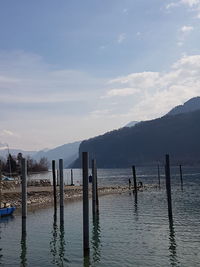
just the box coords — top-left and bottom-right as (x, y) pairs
(72, 110), (200, 168)
(5, 154), (17, 174)
(1, 154), (49, 175)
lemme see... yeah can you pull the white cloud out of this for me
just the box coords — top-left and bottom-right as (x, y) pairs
(2, 130), (14, 136)
(102, 54), (200, 121)
(166, 0), (200, 17)
(104, 88), (140, 98)
(117, 33), (126, 44)
(180, 0), (200, 7)
(181, 25), (194, 32)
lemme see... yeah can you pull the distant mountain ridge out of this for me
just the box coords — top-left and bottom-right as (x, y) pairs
(125, 121), (139, 127)
(167, 96), (200, 116)
(33, 141), (81, 167)
(72, 97), (200, 168)
(0, 141), (81, 168)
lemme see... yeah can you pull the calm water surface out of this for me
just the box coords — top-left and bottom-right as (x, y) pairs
(1, 167), (200, 266)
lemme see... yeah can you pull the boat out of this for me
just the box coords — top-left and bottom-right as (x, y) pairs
(0, 206), (16, 217)
(0, 145), (16, 217)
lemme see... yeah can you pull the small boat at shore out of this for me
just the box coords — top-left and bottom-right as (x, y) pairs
(0, 206), (16, 217)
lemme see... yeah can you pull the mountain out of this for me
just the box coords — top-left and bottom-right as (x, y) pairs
(125, 121), (139, 127)
(33, 141), (81, 167)
(72, 108), (200, 168)
(167, 96), (200, 116)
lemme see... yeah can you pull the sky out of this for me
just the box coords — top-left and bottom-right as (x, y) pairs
(0, 0), (200, 151)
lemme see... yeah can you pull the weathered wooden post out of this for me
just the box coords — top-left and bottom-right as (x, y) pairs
(132, 165), (137, 193)
(94, 159), (99, 214)
(21, 158), (27, 219)
(0, 160), (2, 209)
(57, 169), (60, 186)
(71, 169), (74, 186)
(179, 164), (183, 190)
(92, 159), (97, 217)
(59, 159), (64, 225)
(157, 164), (161, 188)
(52, 160), (57, 213)
(82, 152), (89, 255)
(165, 154), (173, 220)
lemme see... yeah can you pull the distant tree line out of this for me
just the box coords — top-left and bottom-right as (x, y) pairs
(0, 153), (49, 176)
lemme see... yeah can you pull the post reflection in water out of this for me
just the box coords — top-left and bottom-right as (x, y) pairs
(83, 252), (90, 267)
(91, 214), (101, 264)
(0, 224), (2, 264)
(168, 217), (178, 267)
(50, 213), (69, 266)
(20, 218), (27, 267)
(50, 213), (58, 264)
(132, 191), (138, 219)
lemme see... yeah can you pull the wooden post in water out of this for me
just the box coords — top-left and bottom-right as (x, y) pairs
(57, 169), (59, 186)
(94, 159), (99, 213)
(165, 154), (173, 220)
(59, 159), (64, 225)
(82, 152), (89, 254)
(92, 159), (97, 217)
(179, 164), (183, 190)
(71, 169), (74, 186)
(21, 158), (27, 219)
(158, 164), (161, 188)
(132, 165), (137, 193)
(52, 160), (57, 213)
(0, 160), (2, 208)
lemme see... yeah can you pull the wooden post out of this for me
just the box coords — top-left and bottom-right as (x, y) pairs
(0, 160), (2, 209)
(57, 169), (59, 186)
(165, 154), (173, 220)
(132, 165), (137, 193)
(52, 160), (57, 213)
(82, 152), (89, 254)
(92, 159), (97, 217)
(95, 160), (99, 213)
(59, 159), (64, 225)
(71, 169), (74, 186)
(179, 165), (183, 189)
(21, 158), (27, 219)
(158, 164), (161, 188)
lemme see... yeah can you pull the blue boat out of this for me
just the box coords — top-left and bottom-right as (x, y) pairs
(0, 207), (16, 217)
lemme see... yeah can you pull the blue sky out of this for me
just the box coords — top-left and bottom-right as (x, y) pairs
(0, 0), (200, 150)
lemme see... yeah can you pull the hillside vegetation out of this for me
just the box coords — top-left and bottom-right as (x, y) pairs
(72, 109), (200, 167)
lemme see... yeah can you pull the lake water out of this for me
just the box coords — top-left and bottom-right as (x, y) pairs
(1, 167), (200, 266)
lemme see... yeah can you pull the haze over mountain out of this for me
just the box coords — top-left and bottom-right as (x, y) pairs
(72, 97), (200, 168)
(33, 141), (81, 167)
(0, 141), (81, 168)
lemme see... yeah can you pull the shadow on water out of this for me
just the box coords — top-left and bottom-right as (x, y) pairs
(50, 213), (69, 266)
(20, 218), (27, 267)
(168, 217), (178, 267)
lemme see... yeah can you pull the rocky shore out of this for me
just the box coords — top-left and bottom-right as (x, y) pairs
(2, 185), (135, 208)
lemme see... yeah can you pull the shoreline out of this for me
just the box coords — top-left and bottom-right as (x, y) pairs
(2, 185), (139, 208)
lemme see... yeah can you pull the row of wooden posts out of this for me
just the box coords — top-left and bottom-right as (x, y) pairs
(10, 153), (177, 255)
(19, 152), (99, 255)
